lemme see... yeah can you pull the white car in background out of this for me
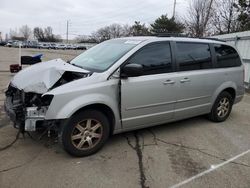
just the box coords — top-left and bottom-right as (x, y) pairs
(57, 44), (67, 50)
(38, 43), (51, 49)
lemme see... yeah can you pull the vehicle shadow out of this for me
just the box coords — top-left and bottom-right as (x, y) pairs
(0, 113), (210, 158)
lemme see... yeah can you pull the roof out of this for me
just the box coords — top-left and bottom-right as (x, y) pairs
(117, 36), (227, 44)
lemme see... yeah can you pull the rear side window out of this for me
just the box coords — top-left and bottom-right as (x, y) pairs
(214, 44), (241, 68)
(176, 42), (212, 71)
(128, 42), (172, 75)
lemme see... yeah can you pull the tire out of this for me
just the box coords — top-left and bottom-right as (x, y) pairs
(208, 91), (234, 122)
(61, 110), (110, 157)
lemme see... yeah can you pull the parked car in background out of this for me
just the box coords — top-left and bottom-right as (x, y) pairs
(26, 40), (39, 48)
(0, 41), (7, 46)
(12, 41), (23, 48)
(22, 41), (29, 48)
(50, 43), (58, 49)
(5, 41), (13, 47)
(72, 44), (78, 50)
(76, 45), (87, 50)
(38, 43), (51, 49)
(67, 44), (75, 50)
(3, 40), (93, 50)
(57, 44), (67, 50)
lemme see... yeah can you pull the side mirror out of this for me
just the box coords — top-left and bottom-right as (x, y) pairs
(121, 64), (143, 78)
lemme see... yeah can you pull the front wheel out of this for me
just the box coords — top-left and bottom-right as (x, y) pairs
(61, 110), (110, 157)
(208, 91), (233, 122)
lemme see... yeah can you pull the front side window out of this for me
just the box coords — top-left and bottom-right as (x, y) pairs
(128, 42), (172, 75)
(214, 44), (241, 68)
(176, 42), (212, 71)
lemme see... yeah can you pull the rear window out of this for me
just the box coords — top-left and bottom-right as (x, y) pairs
(176, 42), (212, 71)
(214, 44), (241, 68)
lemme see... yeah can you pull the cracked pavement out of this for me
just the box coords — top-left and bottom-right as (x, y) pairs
(0, 47), (250, 188)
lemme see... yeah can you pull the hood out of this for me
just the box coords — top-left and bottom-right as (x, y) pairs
(11, 58), (90, 94)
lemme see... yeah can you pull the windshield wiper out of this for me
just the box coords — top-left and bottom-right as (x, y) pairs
(71, 63), (84, 69)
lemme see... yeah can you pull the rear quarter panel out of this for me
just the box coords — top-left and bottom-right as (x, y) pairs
(211, 66), (244, 106)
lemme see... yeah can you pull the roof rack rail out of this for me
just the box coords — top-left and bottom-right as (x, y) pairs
(199, 37), (226, 42)
(156, 33), (187, 37)
(156, 33), (226, 42)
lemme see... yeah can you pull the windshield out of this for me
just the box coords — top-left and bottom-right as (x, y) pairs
(70, 39), (140, 72)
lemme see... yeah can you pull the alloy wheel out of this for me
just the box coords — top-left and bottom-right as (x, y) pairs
(71, 119), (103, 150)
(217, 97), (230, 118)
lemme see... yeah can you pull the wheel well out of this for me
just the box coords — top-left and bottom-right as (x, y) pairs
(74, 104), (115, 136)
(222, 88), (236, 100)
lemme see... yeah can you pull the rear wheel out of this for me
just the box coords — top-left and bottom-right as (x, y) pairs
(208, 91), (233, 122)
(61, 110), (110, 157)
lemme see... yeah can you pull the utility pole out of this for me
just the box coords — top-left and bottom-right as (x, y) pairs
(66, 20), (69, 43)
(172, 0), (177, 19)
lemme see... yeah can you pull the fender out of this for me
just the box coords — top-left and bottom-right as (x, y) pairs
(45, 93), (120, 125)
(210, 81), (237, 109)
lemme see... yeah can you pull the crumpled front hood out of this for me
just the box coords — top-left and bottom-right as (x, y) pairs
(11, 58), (89, 94)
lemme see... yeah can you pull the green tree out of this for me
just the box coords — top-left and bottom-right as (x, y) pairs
(150, 15), (184, 34)
(234, 0), (250, 31)
(131, 21), (151, 36)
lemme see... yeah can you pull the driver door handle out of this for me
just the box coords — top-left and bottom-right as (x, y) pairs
(180, 77), (191, 83)
(163, 80), (175, 85)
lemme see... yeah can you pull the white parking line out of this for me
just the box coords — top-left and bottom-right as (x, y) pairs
(170, 149), (250, 188)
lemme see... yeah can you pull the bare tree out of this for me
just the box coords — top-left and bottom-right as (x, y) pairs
(9, 28), (24, 40)
(19, 25), (32, 40)
(92, 23), (132, 42)
(44, 26), (53, 38)
(33, 27), (45, 41)
(185, 0), (215, 37)
(91, 26), (111, 42)
(33, 26), (61, 42)
(212, 0), (239, 34)
(121, 24), (133, 37)
(109, 24), (124, 38)
(9, 28), (18, 39)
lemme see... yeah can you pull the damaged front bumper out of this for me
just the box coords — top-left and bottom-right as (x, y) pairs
(4, 96), (17, 123)
(4, 97), (48, 131)
(4, 85), (53, 132)
(25, 107), (47, 131)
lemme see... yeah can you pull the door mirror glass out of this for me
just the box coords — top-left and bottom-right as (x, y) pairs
(121, 64), (143, 77)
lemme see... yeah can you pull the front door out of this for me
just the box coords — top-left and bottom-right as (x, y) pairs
(120, 42), (177, 129)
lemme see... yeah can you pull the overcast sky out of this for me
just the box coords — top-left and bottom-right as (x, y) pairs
(0, 0), (189, 39)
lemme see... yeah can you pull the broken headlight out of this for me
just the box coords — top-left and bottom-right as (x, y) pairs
(41, 95), (54, 106)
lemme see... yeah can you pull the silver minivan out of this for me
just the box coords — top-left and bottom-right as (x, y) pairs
(4, 37), (245, 156)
